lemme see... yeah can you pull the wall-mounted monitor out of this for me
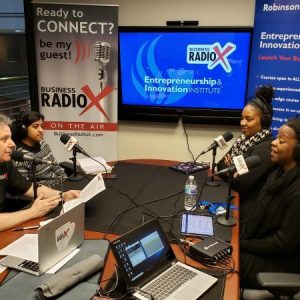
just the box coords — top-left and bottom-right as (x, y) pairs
(118, 26), (252, 124)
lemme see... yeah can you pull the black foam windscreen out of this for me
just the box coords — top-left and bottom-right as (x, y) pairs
(60, 133), (71, 145)
(223, 131), (234, 142)
(11, 150), (25, 162)
(244, 155), (261, 169)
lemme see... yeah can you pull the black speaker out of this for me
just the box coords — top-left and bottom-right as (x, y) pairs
(166, 20), (199, 26)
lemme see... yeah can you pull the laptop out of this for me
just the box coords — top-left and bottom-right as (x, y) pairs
(110, 218), (217, 300)
(1, 202), (84, 276)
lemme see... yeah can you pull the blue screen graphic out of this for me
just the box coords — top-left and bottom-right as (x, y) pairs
(119, 29), (252, 111)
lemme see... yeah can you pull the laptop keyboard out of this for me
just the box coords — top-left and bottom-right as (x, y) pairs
(137, 264), (198, 300)
(18, 260), (39, 273)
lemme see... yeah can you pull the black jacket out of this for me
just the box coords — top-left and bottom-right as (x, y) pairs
(241, 166), (300, 274)
(217, 136), (275, 220)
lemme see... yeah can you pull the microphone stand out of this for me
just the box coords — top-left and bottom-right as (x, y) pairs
(68, 148), (83, 181)
(205, 147), (220, 187)
(217, 174), (237, 226)
(32, 162), (38, 199)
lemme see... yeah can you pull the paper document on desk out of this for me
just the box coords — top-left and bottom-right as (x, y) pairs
(63, 173), (106, 212)
(0, 234), (38, 262)
(77, 156), (112, 174)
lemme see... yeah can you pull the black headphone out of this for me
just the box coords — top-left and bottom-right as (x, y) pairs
(249, 96), (273, 129)
(291, 116), (300, 163)
(15, 111), (28, 139)
(294, 143), (300, 163)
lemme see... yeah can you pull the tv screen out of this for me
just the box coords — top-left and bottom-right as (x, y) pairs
(118, 26), (252, 124)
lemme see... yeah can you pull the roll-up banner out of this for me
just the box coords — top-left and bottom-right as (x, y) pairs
(27, 2), (118, 162)
(247, 0), (300, 131)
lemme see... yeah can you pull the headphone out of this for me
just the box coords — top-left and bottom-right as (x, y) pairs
(15, 111), (28, 139)
(294, 143), (300, 163)
(291, 116), (300, 163)
(249, 96), (273, 129)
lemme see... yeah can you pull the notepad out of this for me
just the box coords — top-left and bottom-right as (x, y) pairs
(77, 156), (112, 174)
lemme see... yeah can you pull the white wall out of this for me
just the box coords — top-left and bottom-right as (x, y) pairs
(35, 0), (256, 163)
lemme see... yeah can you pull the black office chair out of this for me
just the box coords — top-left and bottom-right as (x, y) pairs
(242, 273), (300, 300)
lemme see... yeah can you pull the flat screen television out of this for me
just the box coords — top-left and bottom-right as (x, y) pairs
(118, 26), (252, 124)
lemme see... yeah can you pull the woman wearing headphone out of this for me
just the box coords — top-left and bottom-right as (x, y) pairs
(217, 85), (276, 221)
(240, 117), (300, 288)
(12, 111), (66, 187)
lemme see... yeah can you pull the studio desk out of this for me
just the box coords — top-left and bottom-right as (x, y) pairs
(0, 159), (239, 299)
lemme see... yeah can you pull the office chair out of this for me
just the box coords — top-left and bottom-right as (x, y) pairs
(242, 273), (300, 300)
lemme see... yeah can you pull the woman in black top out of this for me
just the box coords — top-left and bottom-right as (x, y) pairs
(217, 85), (275, 220)
(240, 117), (300, 288)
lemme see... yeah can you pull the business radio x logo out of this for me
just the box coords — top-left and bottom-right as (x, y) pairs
(79, 85), (114, 121)
(187, 42), (236, 73)
(56, 221), (75, 252)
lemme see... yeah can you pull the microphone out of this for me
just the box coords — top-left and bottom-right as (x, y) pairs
(12, 151), (56, 165)
(60, 134), (90, 157)
(212, 155), (261, 177)
(93, 41), (111, 84)
(200, 131), (233, 155)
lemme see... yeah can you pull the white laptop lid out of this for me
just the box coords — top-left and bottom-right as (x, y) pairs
(38, 201), (85, 274)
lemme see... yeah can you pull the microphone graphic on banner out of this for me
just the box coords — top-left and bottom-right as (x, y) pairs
(12, 151), (56, 165)
(93, 41), (111, 90)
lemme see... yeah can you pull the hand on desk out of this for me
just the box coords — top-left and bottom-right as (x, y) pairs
(30, 189), (81, 218)
(63, 190), (81, 201)
(30, 194), (61, 218)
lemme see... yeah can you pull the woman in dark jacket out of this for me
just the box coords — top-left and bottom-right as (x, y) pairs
(240, 117), (300, 288)
(217, 86), (275, 220)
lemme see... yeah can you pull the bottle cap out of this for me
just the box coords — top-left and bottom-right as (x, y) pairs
(188, 175), (194, 180)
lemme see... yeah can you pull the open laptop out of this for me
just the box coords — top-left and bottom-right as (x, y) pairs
(1, 202), (84, 276)
(110, 218), (217, 300)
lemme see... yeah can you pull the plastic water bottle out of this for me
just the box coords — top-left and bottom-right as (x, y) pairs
(184, 175), (197, 211)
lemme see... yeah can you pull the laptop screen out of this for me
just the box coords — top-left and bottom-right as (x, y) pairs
(110, 219), (176, 286)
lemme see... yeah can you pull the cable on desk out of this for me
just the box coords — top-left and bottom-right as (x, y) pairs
(182, 118), (196, 162)
(103, 186), (184, 240)
(131, 287), (154, 300)
(95, 265), (131, 299)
